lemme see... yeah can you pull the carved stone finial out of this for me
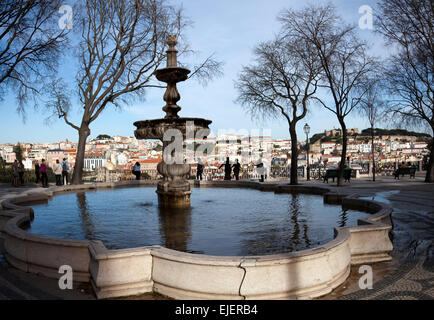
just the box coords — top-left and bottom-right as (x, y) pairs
(167, 35), (178, 68)
(154, 35), (190, 118)
(167, 35), (177, 49)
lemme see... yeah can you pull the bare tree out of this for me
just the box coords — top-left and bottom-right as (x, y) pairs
(47, 0), (222, 184)
(376, 0), (434, 182)
(0, 0), (68, 114)
(235, 36), (320, 185)
(279, 4), (375, 186)
(358, 79), (385, 181)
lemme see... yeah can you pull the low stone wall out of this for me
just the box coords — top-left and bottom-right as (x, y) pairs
(2, 213), (92, 282)
(240, 234), (351, 299)
(0, 180), (394, 300)
(89, 241), (154, 299)
(152, 246), (245, 299)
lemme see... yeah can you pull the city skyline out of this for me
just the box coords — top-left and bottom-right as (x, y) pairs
(1, 124), (431, 145)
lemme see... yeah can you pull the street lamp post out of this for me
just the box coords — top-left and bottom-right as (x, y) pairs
(304, 123), (310, 181)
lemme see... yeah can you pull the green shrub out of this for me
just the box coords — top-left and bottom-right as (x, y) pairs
(140, 172), (151, 179)
(0, 167), (56, 184)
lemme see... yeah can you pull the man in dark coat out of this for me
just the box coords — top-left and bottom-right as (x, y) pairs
(197, 158), (204, 180)
(35, 162), (40, 183)
(232, 159), (241, 180)
(219, 157), (232, 180)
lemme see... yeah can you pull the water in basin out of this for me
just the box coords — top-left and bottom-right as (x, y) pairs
(27, 187), (369, 256)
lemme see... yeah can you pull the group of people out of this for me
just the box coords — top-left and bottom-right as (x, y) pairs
(398, 161), (414, 169)
(11, 159), (25, 187)
(52, 158), (70, 186)
(34, 159), (49, 187)
(130, 158), (265, 182)
(13, 158), (70, 188)
(197, 157), (266, 182)
(217, 157), (242, 181)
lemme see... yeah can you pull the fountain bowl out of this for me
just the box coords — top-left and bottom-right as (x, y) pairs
(134, 117), (212, 140)
(154, 67), (190, 83)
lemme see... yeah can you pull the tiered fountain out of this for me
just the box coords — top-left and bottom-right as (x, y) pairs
(134, 35), (212, 208)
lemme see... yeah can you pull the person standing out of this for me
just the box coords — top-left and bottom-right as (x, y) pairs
(12, 159), (19, 187)
(256, 158), (265, 182)
(40, 159), (48, 188)
(61, 158), (70, 185)
(18, 160), (25, 185)
(232, 159), (241, 181)
(219, 157), (232, 181)
(35, 162), (40, 184)
(196, 158), (204, 181)
(184, 159), (191, 179)
(53, 159), (62, 186)
(132, 162), (141, 180)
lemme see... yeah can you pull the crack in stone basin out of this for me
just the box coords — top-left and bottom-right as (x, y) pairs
(26, 186), (370, 256)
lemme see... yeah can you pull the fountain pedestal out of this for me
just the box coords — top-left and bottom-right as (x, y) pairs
(156, 160), (191, 208)
(133, 36), (211, 209)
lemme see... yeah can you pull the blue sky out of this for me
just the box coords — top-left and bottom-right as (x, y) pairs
(0, 0), (388, 144)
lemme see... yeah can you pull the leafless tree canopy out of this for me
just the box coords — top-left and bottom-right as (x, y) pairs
(73, 0), (183, 127)
(376, 0), (434, 182)
(384, 52), (433, 129)
(377, 0), (433, 129)
(279, 4), (374, 119)
(236, 38), (319, 123)
(0, 0), (68, 113)
(358, 78), (387, 128)
(358, 78), (387, 181)
(46, 0), (222, 184)
(235, 34), (321, 184)
(278, 3), (376, 185)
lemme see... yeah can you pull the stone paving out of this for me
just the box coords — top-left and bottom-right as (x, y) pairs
(339, 256), (434, 300)
(0, 175), (433, 300)
(312, 174), (434, 300)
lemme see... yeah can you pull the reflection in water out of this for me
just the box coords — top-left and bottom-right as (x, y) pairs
(158, 206), (192, 252)
(289, 194), (311, 250)
(303, 224), (310, 247)
(290, 195), (301, 246)
(338, 209), (349, 227)
(76, 192), (95, 240)
(29, 187), (370, 255)
(239, 193), (314, 254)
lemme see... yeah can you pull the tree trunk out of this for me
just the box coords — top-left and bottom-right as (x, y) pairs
(71, 124), (91, 185)
(289, 125), (298, 185)
(425, 131), (434, 183)
(338, 117), (347, 187)
(371, 128), (375, 182)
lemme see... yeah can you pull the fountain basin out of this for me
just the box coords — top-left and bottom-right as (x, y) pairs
(134, 117), (212, 140)
(154, 67), (190, 83)
(0, 181), (393, 299)
(24, 186), (370, 255)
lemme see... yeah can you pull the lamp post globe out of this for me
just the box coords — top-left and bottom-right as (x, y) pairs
(303, 123), (310, 136)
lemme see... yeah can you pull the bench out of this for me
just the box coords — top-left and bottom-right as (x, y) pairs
(323, 169), (352, 183)
(393, 167), (416, 179)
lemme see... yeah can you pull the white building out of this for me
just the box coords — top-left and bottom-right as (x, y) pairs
(23, 158), (33, 169)
(84, 153), (107, 171)
(116, 153), (128, 165)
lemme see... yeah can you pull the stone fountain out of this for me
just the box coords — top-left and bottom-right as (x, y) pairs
(134, 36), (212, 208)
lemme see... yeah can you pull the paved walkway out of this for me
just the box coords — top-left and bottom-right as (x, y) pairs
(0, 176), (433, 300)
(310, 174), (434, 300)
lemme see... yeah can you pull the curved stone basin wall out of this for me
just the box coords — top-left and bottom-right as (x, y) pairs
(0, 180), (393, 299)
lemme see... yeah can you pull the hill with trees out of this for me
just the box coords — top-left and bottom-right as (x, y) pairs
(360, 128), (430, 138)
(309, 128), (430, 145)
